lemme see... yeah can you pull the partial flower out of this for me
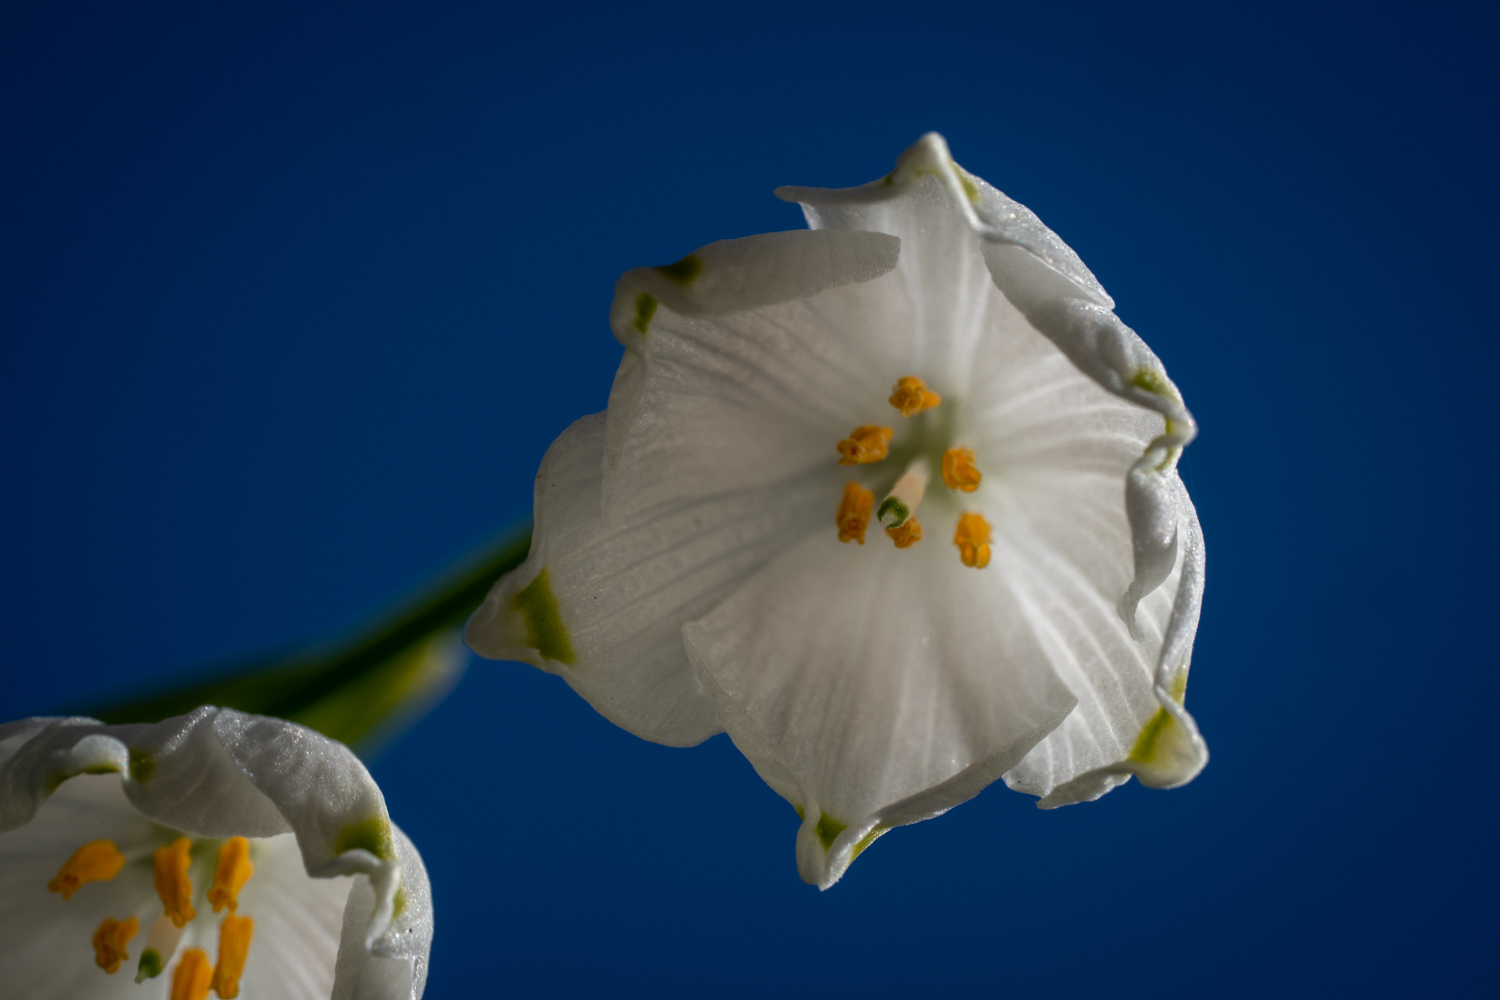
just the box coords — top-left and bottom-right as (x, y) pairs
(0, 707), (432, 999)
(467, 133), (1207, 888)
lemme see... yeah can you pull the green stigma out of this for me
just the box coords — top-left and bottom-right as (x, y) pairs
(877, 497), (909, 529)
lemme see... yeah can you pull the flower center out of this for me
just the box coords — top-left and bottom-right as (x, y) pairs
(48, 833), (258, 995)
(832, 375), (992, 568)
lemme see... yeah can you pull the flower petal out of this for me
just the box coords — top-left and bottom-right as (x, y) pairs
(682, 532), (1077, 889)
(601, 267), (924, 525)
(207, 709), (414, 954)
(608, 229), (899, 353)
(776, 131), (1113, 312)
(1007, 484), (1208, 807)
(979, 261), (1197, 627)
(236, 831), (351, 1000)
(0, 718), (136, 834)
(467, 412), (838, 746)
(0, 774), (161, 999)
(330, 824), (430, 1000)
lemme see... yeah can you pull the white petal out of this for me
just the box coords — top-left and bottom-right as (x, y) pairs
(609, 228), (898, 336)
(682, 532), (1077, 889)
(601, 272), (922, 524)
(331, 825), (430, 1000)
(467, 412), (838, 746)
(207, 709), (415, 956)
(777, 132), (1111, 311)
(1011, 486), (1208, 807)
(0, 774), (160, 1000)
(237, 832), (351, 1000)
(601, 229), (901, 518)
(980, 271), (1197, 623)
(0, 719), (56, 766)
(0, 719), (135, 834)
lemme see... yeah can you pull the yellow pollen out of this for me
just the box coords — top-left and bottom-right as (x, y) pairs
(48, 839), (125, 899)
(954, 512), (992, 569)
(170, 949), (212, 1000)
(835, 482), (875, 544)
(888, 376), (942, 417)
(836, 425), (892, 465)
(886, 515), (923, 548)
(211, 914), (254, 999)
(207, 837), (253, 914)
(91, 916), (140, 974)
(154, 837), (196, 928)
(942, 447), (982, 492)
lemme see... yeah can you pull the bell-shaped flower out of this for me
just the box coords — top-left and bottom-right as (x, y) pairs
(0, 707), (432, 998)
(467, 133), (1207, 888)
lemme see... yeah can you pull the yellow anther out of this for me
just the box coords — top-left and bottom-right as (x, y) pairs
(941, 446), (982, 492)
(211, 914), (254, 999)
(91, 916), (139, 974)
(888, 376), (941, 417)
(954, 512), (992, 569)
(886, 515), (923, 549)
(835, 482), (875, 544)
(208, 837), (253, 914)
(154, 837), (195, 928)
(170, 949), (212, 1000)
(836, 425), (893, 465)
(48, 839), (125, 899)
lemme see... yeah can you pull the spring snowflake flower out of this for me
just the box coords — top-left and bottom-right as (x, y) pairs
(0, 708), (432, 998)
(467, 133), (1207, 888)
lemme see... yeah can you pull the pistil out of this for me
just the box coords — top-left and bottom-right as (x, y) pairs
(136, 913), (185, 982)
(877, 457), (930, 530)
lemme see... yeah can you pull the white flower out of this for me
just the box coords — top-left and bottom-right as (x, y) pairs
(467, 133), (1207, 889)
(0, 707), (432, 999)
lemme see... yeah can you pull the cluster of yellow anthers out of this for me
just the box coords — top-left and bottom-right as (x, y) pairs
(48, 833), (256, 999)
(834, 376), (992, 568)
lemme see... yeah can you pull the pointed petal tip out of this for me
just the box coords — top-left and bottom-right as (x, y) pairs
(1031, 693), (1208, 809)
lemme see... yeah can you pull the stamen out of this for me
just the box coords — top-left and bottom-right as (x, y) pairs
(208, 837), (254, 914)
(91, 916), (139, 974)
(954, 512), (992, 568)
(888, 376), (941, 417)
(886, 515), (923, 548)
(170, 949), (212, 1000)
(211, 914), (254, 1000)
(835, 482), (874, 544)
(877, 458), (930, 530)
(136, 914), (184, 983)
(941, 447), (982, 492)
(836, 425), (893, 465)
(154, 837), (196, 928)
(48, 840), (125, 899)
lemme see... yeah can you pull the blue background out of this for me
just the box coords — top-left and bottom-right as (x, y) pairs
(3, 2), (1495, 996)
